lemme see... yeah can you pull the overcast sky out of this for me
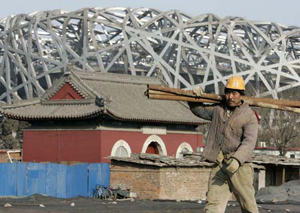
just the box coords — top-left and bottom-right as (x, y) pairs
(1, 0), (300, 27)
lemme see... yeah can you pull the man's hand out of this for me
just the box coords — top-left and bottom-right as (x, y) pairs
(192, 86), (204, 97)
(226, 158), (240, 173)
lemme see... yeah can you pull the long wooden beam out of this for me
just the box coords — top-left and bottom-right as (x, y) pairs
(146, 84), (300, 113)
(148, 84), (300, 108)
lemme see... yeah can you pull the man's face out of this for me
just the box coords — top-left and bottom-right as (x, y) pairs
(225, 89), (243, 107)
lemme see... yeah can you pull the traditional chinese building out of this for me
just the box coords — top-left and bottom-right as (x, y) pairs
(0, 70), (207, 163)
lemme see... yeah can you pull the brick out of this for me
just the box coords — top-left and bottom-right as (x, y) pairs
(110, 161), (211, 200)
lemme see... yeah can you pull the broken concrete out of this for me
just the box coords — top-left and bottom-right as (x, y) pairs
(256, 180), (300, 204)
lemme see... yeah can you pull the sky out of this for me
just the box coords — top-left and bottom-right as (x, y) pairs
(0, 0), (300, 27)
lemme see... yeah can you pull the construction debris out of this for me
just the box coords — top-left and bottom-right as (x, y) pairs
(146, 84), (300, 113)
(4, 203), (12, 207)
(111, 152), (300, 167)
(109, 153), (214, 167)
(256, 180), (300, 204)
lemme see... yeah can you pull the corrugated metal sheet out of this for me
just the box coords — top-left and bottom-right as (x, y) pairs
(0, 163), (16, 196)
(88, 163), (110, 197)
(27, 163), (47, 195)
(0, 163), (110, 198)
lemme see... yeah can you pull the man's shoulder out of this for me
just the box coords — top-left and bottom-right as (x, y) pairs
(241, 103), (252, 111)
(215, 103), (226, 110)
(241, 104), (259, 123)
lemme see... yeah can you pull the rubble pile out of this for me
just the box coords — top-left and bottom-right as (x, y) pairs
(109, 152), (214, 167)
(256, 180), (300, 204)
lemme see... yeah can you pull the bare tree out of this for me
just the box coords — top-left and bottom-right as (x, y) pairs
(257, 87), (300, 156)
(258, 108), (300, 156)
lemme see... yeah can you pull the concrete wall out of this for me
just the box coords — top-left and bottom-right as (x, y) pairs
(110, 160), (211, 200)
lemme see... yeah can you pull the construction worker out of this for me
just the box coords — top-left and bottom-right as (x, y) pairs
(189, 76), (259, 213)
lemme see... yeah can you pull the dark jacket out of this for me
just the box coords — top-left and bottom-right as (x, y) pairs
(189, 102), (258, 165)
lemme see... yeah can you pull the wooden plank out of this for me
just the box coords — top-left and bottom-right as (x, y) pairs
(148, 84), (300, 108)
(147, 85), (300, 113)
(282, 167), (286, 184)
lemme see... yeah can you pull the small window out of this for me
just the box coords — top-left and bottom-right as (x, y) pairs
(111, 140), (131, 157)
(115, 146), (129, 157)
(176, 142), (193, 158)
(290, 154), (295, 159)
(146, 142), (159, 154)
(177, 147), (189, 159)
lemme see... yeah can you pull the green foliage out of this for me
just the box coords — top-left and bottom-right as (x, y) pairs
(0, 117), (31, 149)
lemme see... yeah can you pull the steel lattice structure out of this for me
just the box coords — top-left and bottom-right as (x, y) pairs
(1, 7), (300, 103)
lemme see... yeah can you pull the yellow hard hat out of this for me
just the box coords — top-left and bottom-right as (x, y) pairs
(226, 76), (245, 91)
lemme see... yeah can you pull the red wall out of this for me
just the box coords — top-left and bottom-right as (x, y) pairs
(23, 129), (203, 163)
(23, 130), (101, 163)
(100, 131), (203, 161)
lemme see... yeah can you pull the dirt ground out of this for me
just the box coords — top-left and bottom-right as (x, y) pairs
(0, 194), (299, 213)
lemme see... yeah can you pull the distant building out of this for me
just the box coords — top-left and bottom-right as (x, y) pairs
(253, 155), (300, 187)
(0, 149), (22, 163)
(254, 146), (300, 159)
(0, 70), (207, 163)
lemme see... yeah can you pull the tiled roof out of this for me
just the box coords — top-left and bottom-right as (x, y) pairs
(0, 99), (104, 120)
(0, 71), (208, 124)
(255, 147), (300, 151)
(253, 154), (300, 166)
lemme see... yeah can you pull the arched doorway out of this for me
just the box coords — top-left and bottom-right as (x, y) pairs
(142, 135), (167, 155)
(146, 142), (160, 154)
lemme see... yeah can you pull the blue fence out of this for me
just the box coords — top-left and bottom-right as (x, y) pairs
(0, 163), (110, 198)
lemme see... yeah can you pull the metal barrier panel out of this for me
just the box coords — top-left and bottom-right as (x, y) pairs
(27, 163), (47, 196)
(46, 163), (68, 198)
(0, 163), (110, 198)
(0, 163), (16, 196)
(88, 163), (110, 197)
(16, 163), (27, 196)
(66, 163), (88, 198)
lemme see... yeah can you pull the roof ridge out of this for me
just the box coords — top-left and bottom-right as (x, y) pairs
(73, 71), (164, 85)
(1, 99), (41, 109)
(81, 78), (159, 86)
(41, 73), (97, 101)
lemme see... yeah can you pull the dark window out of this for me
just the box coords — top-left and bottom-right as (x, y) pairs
(146, 142), (159, 154)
